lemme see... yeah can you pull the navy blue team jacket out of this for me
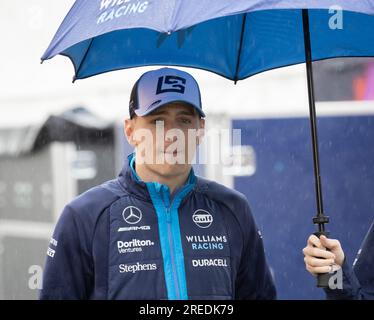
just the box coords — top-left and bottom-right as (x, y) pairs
(325, 221), (374, 300)
(40, 153), (276, 300)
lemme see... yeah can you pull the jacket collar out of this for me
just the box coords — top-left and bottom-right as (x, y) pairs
(118, 152), (197, 202)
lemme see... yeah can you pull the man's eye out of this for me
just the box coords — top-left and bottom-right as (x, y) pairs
(180, 118), (192, 124)
(152, 118), (164, 124)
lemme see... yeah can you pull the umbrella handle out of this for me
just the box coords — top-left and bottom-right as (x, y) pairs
(313, 231), (337, 288)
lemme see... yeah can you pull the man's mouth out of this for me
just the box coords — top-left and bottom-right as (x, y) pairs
(161, 150), (184, 156)
(165, 151), (179, 155)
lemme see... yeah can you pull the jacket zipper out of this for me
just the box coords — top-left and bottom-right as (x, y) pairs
(163, 188), (181, 300)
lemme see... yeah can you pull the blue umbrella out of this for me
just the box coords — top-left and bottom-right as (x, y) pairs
(42, 1), (374, 81)
(42, 0), (374, 287)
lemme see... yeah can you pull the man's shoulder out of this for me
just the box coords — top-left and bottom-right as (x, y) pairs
(195, 175), (249, 211)
(65, 178), (124, 221)
(194, 176), (257, 238)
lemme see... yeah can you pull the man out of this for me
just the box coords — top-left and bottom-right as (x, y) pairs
(303, 222), (374, 299)
(40, 67), (276, 300)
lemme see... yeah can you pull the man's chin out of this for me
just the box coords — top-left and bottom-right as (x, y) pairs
(152, 162), (190, 176)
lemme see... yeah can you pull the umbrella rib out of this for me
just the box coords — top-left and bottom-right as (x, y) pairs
(233, 13), (247, 84)
(73, 38), (94, 83)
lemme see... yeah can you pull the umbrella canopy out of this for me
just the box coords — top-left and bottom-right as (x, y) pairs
(41, 0), (374, 81)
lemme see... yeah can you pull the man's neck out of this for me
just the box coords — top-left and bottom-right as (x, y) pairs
(134, 160), (191, 195)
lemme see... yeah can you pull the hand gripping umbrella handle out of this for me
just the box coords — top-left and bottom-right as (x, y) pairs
(313, 230), (336, 288)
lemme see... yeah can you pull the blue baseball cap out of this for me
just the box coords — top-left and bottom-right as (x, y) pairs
(129, 67), (205, 119)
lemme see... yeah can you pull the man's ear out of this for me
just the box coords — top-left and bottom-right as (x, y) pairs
(124, 118), (136, 147)
(197, 118), (205, 146)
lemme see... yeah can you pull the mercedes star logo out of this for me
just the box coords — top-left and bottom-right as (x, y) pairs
(122, 206), (142, 225)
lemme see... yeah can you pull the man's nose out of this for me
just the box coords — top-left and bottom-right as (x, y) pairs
(162, 119), (176, 131)
(164, 122), (184, 144)
(162, 120), (180, 134)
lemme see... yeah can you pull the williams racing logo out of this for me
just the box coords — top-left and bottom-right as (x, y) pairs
(192, 209), (213, 228)
(186, 235), (227, 250)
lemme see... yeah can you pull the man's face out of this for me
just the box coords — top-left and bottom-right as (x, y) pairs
(125, 103), (205, 178)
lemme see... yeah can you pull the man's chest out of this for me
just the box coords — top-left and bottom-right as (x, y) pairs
(102, 196), (243, 299)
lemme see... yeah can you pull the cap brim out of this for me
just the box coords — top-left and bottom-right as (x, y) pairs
(135, 96), (205, 118)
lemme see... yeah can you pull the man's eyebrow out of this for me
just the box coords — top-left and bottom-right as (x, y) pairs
(176, 109), (196, 116)
(147, 110), (168, 116)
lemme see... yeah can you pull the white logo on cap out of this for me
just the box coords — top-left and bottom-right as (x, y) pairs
(192, 209), (213, 228)
(122, 206), (142, 225)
